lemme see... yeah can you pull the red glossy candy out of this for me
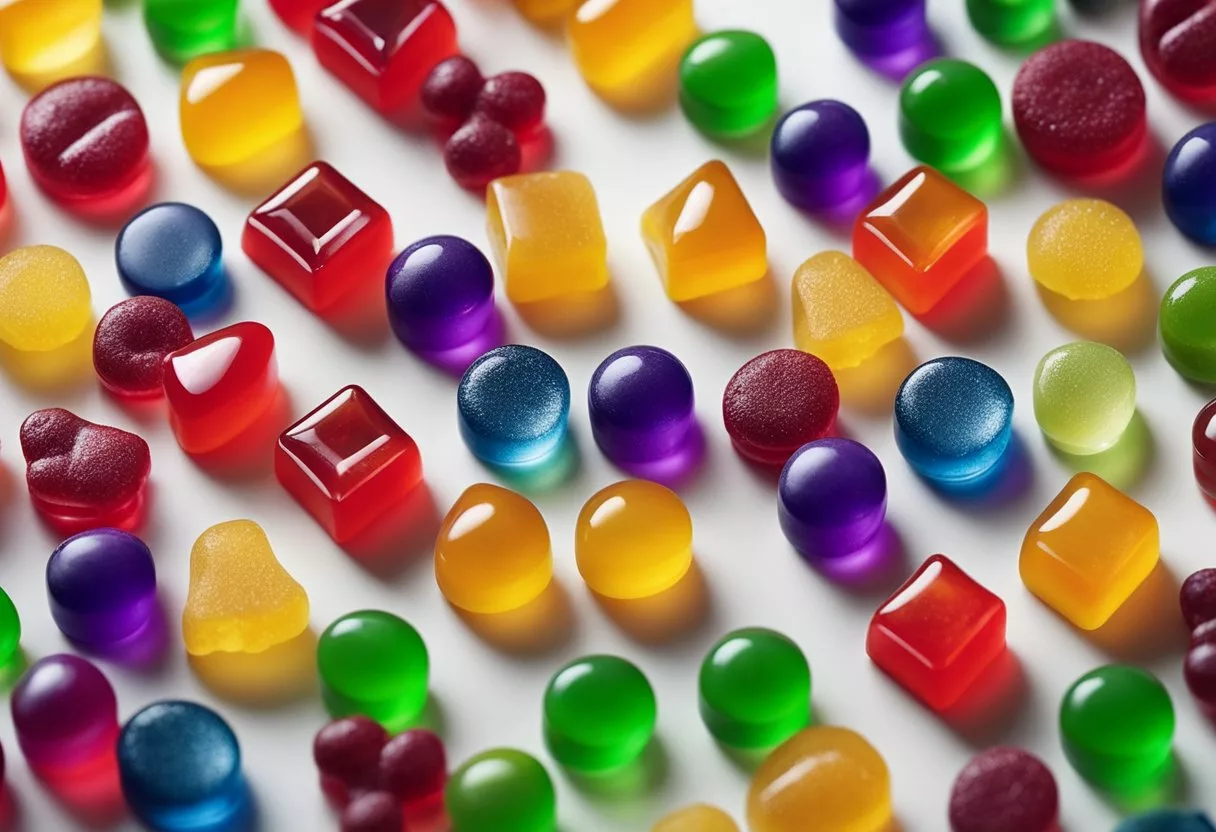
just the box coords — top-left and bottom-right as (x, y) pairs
(948, 747), (1059, 832)
(20, 77), (150, 209)
(1139, 0), (1216, 103)
(443, 116), (521, 190)
(314, 716), (388, 799)
(475, 71), (546, 135)
(1181, 568), (1216, 631)
(93, 297), (195, 399)
(20, 408), (151, 533)
(1186, 642), (1216, 706)
(313, 0), (458, 114)
(378, 729), (446, 805)
(421, 55), (485, 124)
(341, 791), (402, 832)
(1194, 399), (1216, 502)
(722, 349), (840, 467)
(163, 322), (278, 455)
(1195, 619), (1216, 647)
(269, 0), (331, 34)
(1012, 40), (1147, 177)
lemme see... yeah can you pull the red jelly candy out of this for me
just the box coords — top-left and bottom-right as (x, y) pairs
(269, 0), (331, 34)
(314, 716), (389, 801)
(163, 322), (278, 455)
(421, 55), (485, 124)
(313, 0), (458, 114)
(474, 71), (546, 135)
(341, 791), (403, 832)
(20, 77), (150, 211)
(93, 297), (195, 399)
(276, 385), (422, 542)
(243, 162), (393, 313)
(443, 116), (521, 190)
(1012, 40), (1147, 178)
(20, 408), (151, 533)
(1139, 0), (1216, 104)
(1181, 568), (1216, 631)
(378, 729), (446, 805)
(948, 747), (1059, 832)
(722, 349), (840, 467)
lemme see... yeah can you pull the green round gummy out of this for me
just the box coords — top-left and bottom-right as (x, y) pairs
(1033, 341), (1136, 456)
(965, 0), (1056, 46)
(1160, 267), (1216, 383)
(317, 610), (429, 731)
(446, 748), (557, 832)
(699, 627), (811, 749)
(0, 587), (19, 669)
(144, 0), (239, 63)
(679, 30), (778, 138)
(1060, 665), (1174, 795)
(899, 59), (1002, 171)
(543, 655), (655, 772)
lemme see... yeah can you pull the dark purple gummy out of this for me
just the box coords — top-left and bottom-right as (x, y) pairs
(948, 746), (1059, 832)
(11, 654), (118, 771)
(340, 790), (402, 832)
(588, 346), (696, 465)
(778, 438), (887, 560)
(386, 235), (495, 352)
(47, 528), (157, 647)
(313, 717), (388, 790)
(421, 56), (484, 123)
(834, 0), (930, 57)
(474, 71), (546, 134)
(1181, 568), (1216, 631)
(771, 100), (870, 211)
(378, 729), (446, 804)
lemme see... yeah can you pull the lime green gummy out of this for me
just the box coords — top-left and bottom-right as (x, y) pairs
(446, 748), (557, 832)
(965, 0), (1055, 46)
(543, 655), (656, 772)
(679, 30), (779, 138)
(317, 610), (429, 731)
(1033, 341), (1136, 456)
(0, 587), (19, 670)
(699, 627), (811, 749)
(144, 0), (239, 63)
(1160, 267), (1216, 383)
(899, 59), (1002, 171)
(1060, 665), (1174, 795)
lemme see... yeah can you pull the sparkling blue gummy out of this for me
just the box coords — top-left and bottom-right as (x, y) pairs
(894, 357), (1013, 486)
(771, 100), (871, 212)
(458, 345), (570, 467)
(1163, 122), (1216, 246)
(118, 701), (247, 832)
(386, 235), (497, 354)
(778, 438), (887, 560)
(1116, 810), (1216, 832)
(48, 528), (157, 649)
(116, 202), (227, 317)
(589, 346), (696, 466)
(834, 0), (931, 58)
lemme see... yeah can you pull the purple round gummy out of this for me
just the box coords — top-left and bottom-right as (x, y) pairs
(834, 0), (930, 58)
(588, 346), (696, 465)
(47, 528), (157, 648)
(1185, 643), (1216, 706)
(11, 654), (118, 771)
(386, 235), (496, 353)
(778, 438), (887, 560)
(771, 100), (870, 211)
(1181, 568), (1216, 632)
(948, 746), (1059, 832)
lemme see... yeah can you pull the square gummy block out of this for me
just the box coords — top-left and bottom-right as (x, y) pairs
(1020, 472), (1159, 631)
(792, 250), (904, 370)
(276, 385), (423, 542)
(867, 554), (1006, 711)
(853, 166), (987, 316)
(486, 171), (609, 304)
(179, 49), (303, 169)
(243, 162), (394, 313)
(569, 0), (696, 94)
(641, 159), (767, 302)
(313, 0), (458, 114)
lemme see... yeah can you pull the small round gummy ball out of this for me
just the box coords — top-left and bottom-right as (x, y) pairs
(341, 791), (403, 832)
(444, 117), (521, 190)
(475, 72), (546, 134)
(422, 56), (485, 123)
(379, 729), (447, 804)
(1186, 643), (1216, 706)
(1181, 568), (1216, 631)
(314, 716), (388, 793)
(948, 746), (1058, 832)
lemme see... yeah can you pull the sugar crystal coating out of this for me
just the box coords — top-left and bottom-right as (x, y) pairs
(0, 245), (91, 352)
(1027, 199), (1143, 300)
(1033, 341), (1136, 455)
(948, 747), (1058, 832)
(792, 251), (903, 369)
(723, 350), (840, 466)
(93, 297), (194, 399)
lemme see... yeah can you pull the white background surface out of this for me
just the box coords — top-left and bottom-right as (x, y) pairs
(0, 0), (1213, 830)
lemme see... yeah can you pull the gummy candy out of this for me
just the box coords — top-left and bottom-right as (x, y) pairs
(1027, 199), (1143, 300)
(318, 610), (429, 730)
(791, 252), (902, 369)
(1117, 810), (1216, 832)
(699, 628), (811, 749)
(445, 748), (556, 832)
(116, 203), (227, 316)
(778, 438), (886, 560)
(93, 297), (194, 399)
(1163, 122), (1216, 246)
(379, 729), (447, 805)
(511, 0), (575, 23)
(568, 0), (696, 96)
(679, 31), (778, 137)
(1139, 0), (1216, 104)
(386, 235), (497, 354)
(1033, 342), (1136, 455)
(966, 0), (1054, 45)
(0, 0), (103, 84)
(0, 245), (92, 352)
(833, 0), (931, 61)
(948, 747), (1058, 832)
(543, 655), (656, 772)
(11, 654), (118, 772)
(723, 350), (840, 466)
(444, 117), (521, 190)
(48, 528), (157, 648)
(899, 59), (1002, 171)
(0, 587), (20, 671)
(1185, 641), (1216, 711)
(771, 100), (871, 213)
(314, 718), (446, 807)
(588, 346), (697, 467)
(1181, 569), (1216, 630)
(421, 56), (485, 124)
(268, 0), (332, 34)
(1195, 401), (1216, 502)
(653, 805), (739, 832)
(143, 0), (238, 63)
(1161, 267), (1216, 382)
(342, 792), (402, 832)
(474, 72), (546, 135)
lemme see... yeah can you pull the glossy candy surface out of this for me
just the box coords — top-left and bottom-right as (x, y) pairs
(699, 628), (810, 749)
(0, 245), (92, 352)
(0, 0), (102, 82)
(474, 71), (546, 134)
(642, 160), (767, 301)
(833, 0), (930, 59)
(182, 520), (309, 655)
(1028, 199), (1143, 300)
(1161, 267), (1216, 382)
(93, 298), (194, 399)
(318, 610), (429, 731)
(443, 117), (521, 191)
(421, 56), (484, 124)
(379, 729), (447, 805)
(792, 252), (902, 369)
(899, 59), (1001, 171)
(589, 346), (696, 467)
(144, 0), (238, 62)
(723, 350), (840, 466)
(948, 747), (1058, 832)
(966, 0), (1054, 45)
(1021, 473), (1159, 630)
(1163, 122), (1216, 245)
(576, 480), (693, 600)
(679, 31), (778, 137)
(268, 0), (331, 34)
(853, 166), (987, 315)
(277, 386), (422, 542)
(48, 529), (157, 648)
(1116, 810), (1216, 832)
(0, 588), (21, 671)
(116, 203), (226, 316)
(1181, 568), (1216, 630)
(445, 748), (556, 832)
(435, 483), (552, 615)
(11, 654), (118, 772)
(771, 100), (871, 212)
(568, 0), (696, 94)
(245, 162), (393, 313)
(342, 792), (402, 832)
(313, 716), (388, 801)
(543, 655), (656, 772)
(1033, 342), (1136, 455)
(778, 438), (886, 560)
(386, 235), (496, 353)
(653, 805), (739, 832)
(867, 555), (1006, 710)
(1139, 0), (1216, 103)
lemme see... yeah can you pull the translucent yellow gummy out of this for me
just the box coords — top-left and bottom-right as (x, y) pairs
(513, 0), (576, 23)
(486, 172), (609, 304)
(435, 483), (553, 615)
(180, 49), (303, 168)
(0, 245), (92, 352)
(569, 0), (696, 93)
(183, 520), (310, 655)
(792, 251), (903, 369)
(653, 804), (739, 832)
(642, 160), (767, 302)
(1027, 199), (1143, 300)
(0, 0), (101, 80)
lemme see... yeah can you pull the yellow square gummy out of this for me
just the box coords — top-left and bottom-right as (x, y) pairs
(568, 0), (696, 94)
(0, 0), (101, 81)
(486, 171), (609, 304)
(792, 251), (903, 369)
(1019, 472), (1159, 631)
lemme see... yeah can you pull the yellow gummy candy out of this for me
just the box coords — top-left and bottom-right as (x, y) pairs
(0, 245), (92, 352)
(569, 0), (696, 94)
(0, 0), (102, 81)
(1027, 199), (1143, 301)
(183, 520), (310, 656)
(792, 251), (903, 369)
(652, 804), (739, 832)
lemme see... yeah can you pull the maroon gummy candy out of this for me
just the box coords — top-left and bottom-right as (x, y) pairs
(948, 746), (1059, 832)
(93, 297), (195, 399)
(443, 116), (521, 190)
(474, 71), (546, 135)
(379, 729), (446, 805)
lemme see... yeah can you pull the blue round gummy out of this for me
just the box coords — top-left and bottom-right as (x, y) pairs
(1115, 809), (1216, 832)
(386, 235), (496, 353)
(771, 100), (870, 211)
(116, 202), (227, 316)
(894, 357), (1013, 485)
(118, 701), (246, 832)
(458, 345), (570, 467)
(1163, 122), (1216, 246)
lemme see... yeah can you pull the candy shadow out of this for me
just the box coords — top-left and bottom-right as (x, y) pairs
(452, 579), (576, 657)
(1049, 410), (1154, 491)
(33, 749), (127, 829)
(802, 522), (908, 598)
(403, 798), (449, 832)
(921, 431), (1034, 509)
(72, 599), (170, 673)
(189, 627), (318, 708)
(949, 131), (1020, 199)
(1036, 271), (1157, 355)
(513, 282), (619, 340)
(342, 483), (440, 582)
(486, 431), (580, 495)
(1087, 561), (1190, 663)
(941, 650), (1029, 748)
(1095, 753), (1187, 814)
(0, 319), (96, 395)
(854, 34), (940, 82)
(409, 309), (505, 378)
(199, 125), (314, 198)
(1057, 132), (1165, 221)
(190, 386), (294, 482)
(591, 560), (712, 646)
(678, 271), (778, 339)
(699, 112), (777, 160)
(0, 648), (30, 693)
(561, 738), (668, 802)
(320, 268), (393, 353)
(916, 257), (1011, 345)
(0, 787), (20, 832)
(797, 168), (883, 234)
(835, 338), (919, 417)
(605, 423), (706, 491)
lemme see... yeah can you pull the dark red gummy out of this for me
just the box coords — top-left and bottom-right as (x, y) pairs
(314, 717), (389, 793)
(1139, 0), (1216, 103)
(93, 297), (194, 399)
(1195, 619), (1216, 648)
(20, 76), (150, 203)
(1181, 568), (1216, 631)
(340, 791), (403, 832)
(948, 746), (1059, 832)
(421, 55), (485, 123)
(443, 116), (521, 190)
(1012, 40), (1147, 177)
(1186, 643), (1216, 705)
(378, 729), (446, 805)
(722, 349), (840, 467)
(474, 71), (546, 135)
